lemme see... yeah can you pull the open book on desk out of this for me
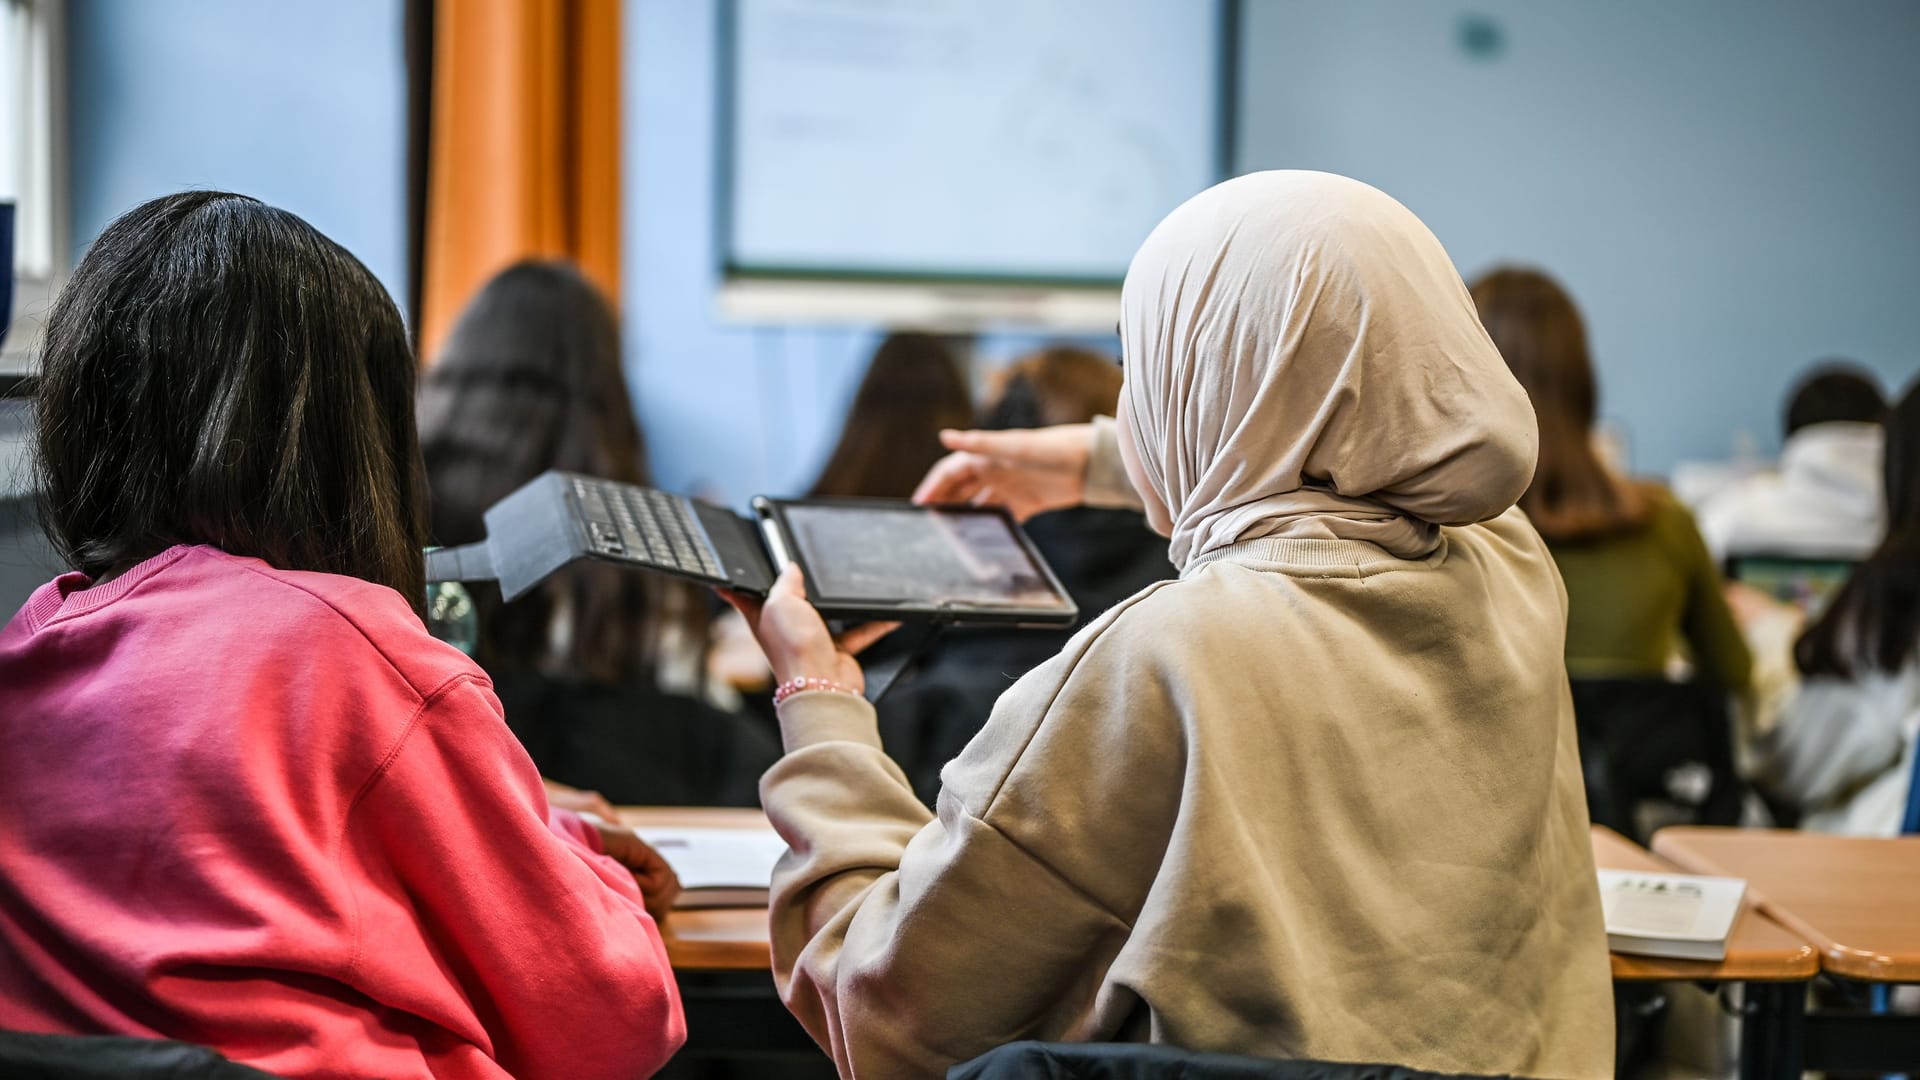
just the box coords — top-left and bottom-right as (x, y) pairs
(632, 825), (788, 909)
(1597, 868), (1747, 961)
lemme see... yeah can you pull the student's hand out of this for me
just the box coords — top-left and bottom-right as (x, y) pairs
(721, 564), (897, 693)
(1725, 581), (1791, 629)
(912, 424), (1093, 522)
(707, 608), (775, 691)
(543, 779), (619, 824)
(590, 822), (682, 925)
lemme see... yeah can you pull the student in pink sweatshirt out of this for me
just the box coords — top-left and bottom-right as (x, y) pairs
(0, 191), (686, 1079)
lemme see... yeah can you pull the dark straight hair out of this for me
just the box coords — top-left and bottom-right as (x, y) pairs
(419, 259), (707, 684)
(34, 191), (427, 612)
(1795, 379), (1920, 678)
(809, 332), (974, 499)
(1783, 362), (1885, 436)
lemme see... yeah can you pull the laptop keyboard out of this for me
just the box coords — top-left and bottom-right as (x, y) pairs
(568, 477), (727, 581)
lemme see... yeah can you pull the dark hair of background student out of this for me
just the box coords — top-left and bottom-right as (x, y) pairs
(1470, 267), (1650, 541)
(1783, 362), (1886, 436)
(808, 332), (975, 499)
(419, 260), (706, 684)
(1796, 380), (1920, 678)
(33, 190), (426, 611)
(980, 346), (1122, 431)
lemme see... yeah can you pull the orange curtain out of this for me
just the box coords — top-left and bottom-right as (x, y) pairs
(418, 0), (622, 363)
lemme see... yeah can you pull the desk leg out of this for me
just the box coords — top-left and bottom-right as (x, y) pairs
(1741, 981), (1805, 1080)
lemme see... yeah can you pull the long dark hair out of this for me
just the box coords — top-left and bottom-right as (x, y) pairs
(34, 191), (426, 611)
(809, 332), (974, 499)
(419, 260), (706, 684)
(1471, 267), (1651, 542)
(1795, 380), (1920, 678)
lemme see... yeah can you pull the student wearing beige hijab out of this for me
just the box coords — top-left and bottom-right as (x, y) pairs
(728, 171), (1613, 1078)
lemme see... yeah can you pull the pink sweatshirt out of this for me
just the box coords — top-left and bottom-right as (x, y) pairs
(0, 545), (685, 1079)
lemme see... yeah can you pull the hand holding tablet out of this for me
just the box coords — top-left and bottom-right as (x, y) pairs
(719, 564), (896, 692)
(756, 498), (1075, 624)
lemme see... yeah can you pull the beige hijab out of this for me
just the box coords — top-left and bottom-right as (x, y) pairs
(1120, 170), (1538, 570)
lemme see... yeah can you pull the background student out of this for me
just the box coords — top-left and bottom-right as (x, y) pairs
(806, 330), (973, 499)
(876, 346), (1173, 802)
(1698, 361), (1887, 562)
(420, 260), (777, 806)
(1471, 267), (1752, 839)
(0, 193), (685, 1079)
(707, 329), (977, 696)
(730, 172), (1612, 1079)
(1750, 379), (1919, 834)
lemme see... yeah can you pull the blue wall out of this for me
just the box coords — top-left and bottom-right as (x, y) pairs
(631, 0), (1920, 496)
(67, 0), (408, 305)
(626, 0), (879, 505)
(626, 0), (1116, 505)
(63, 0), (1920, 500)
(1238, 0), (1920, 472)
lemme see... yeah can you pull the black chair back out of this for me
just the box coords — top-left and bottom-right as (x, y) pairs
(949, 1041), (1517, 1080)
(0, 1030), (283, 1079)
(1569, 677), (1746, 842)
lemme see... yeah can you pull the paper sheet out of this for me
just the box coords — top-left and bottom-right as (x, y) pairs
(633, 826), (788, 891)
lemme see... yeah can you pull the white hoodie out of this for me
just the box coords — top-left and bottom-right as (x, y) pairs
(1698, 421), (1884, 561)
(1763, 664), (1920, 836)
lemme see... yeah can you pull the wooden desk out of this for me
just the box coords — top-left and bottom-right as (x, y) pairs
(1652, 827), (1920, 983)
(1653, 826), (1920, 1076)
(1593, 827), (1818, 1080)
(616, 807), (818, 1059)
(619, 806), (775, 972)
(1590, 826), (1817, 982)
(632, 824), (1830, 989)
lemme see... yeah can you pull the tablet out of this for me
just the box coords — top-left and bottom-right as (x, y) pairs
(757, 498), (1077, 625)
(428, 472), (1081, 629)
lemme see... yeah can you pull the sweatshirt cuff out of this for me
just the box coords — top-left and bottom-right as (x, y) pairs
(548, 806), (605, 854)
(775, 690), (883, 754)
(1085, 415), (1145, 511)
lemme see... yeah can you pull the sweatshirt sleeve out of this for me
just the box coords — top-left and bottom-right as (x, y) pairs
(1084, 415), (1145, 511)
(760, 598), (1182, 1078)
(346, 674), (685, 1080)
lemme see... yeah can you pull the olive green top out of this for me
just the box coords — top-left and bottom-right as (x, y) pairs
(1547, 488), (1752, 692)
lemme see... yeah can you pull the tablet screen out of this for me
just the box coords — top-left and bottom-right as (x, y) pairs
(780, 503), (1072, 612)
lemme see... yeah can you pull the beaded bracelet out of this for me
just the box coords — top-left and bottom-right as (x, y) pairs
(773, 675), (861, 706)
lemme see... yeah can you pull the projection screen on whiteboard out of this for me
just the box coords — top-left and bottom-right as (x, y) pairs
(717, 0), (1234, 329)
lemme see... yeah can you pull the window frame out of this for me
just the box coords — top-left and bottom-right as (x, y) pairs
(2, 0), (69, 377)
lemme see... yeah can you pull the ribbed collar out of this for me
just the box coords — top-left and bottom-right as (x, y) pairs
(1180, 534), (1450, 580)
(18, 545), (194, 633)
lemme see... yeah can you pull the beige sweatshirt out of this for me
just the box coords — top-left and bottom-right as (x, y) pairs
(761, 430), (1613, 1079)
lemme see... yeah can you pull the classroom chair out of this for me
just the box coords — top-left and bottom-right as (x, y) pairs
(947, 1041), (1518, 1080)
(1568, 678), (1745, 842)
(0, 1029), (284, 1079)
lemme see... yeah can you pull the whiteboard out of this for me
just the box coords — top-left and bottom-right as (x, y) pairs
(721, 0), (1230, 287)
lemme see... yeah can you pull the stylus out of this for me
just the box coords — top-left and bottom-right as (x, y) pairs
(754, 500), (794, 571)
